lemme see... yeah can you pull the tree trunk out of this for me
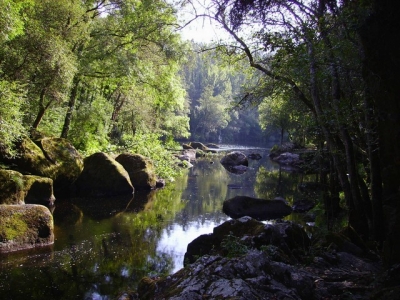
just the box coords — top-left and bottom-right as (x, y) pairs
(61, 76), (80, 139)
(32, 88), (52, 129)
(359, 0), (400, 265)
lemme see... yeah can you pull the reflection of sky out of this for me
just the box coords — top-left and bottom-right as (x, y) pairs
(157, 217), (230, 273)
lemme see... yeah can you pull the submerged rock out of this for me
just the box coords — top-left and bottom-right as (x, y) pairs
(223, 196), (292, 220)
(0, 204), (54, 253)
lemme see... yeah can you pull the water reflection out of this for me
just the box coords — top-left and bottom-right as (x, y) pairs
(0, 146), (319, 299)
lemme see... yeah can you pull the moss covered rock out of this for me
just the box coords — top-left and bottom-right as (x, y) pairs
(37, 137), (83, 192)
(0, 204), (54, 253)
(0, 170), (55, 205)
(0, 170), (26, 205)
(73, 152), (134, 197)
(115, 153), (157, 190)
(23, 175), (55, 206)
(1, 137), (83, 194)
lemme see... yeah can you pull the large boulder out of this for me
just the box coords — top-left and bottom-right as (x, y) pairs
(73, 152), (134, 197)
(36, 137), (83, 192)
(184, 217), (265, 265)
(220, 151), (248, 167)
(0, 170), (55, 205)
(223, 196), (292, 220)
(1, 137), (83, 194)
(115, 153), (157, 190)
(184, 217), (308, 265)
(0, 204), (54, 253)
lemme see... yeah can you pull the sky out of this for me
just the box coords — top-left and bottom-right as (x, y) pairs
(173, 0), (230, 43)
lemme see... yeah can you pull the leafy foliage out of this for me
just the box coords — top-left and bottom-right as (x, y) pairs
(0, 80), (27, 155)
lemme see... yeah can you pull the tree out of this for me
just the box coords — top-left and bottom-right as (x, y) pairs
(182, 0), (396, 248)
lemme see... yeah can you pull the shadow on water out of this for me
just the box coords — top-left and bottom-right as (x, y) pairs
(0, 145), (320, 299)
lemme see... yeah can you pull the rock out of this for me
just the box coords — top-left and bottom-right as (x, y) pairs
(0, 170), (55, 206)
(223, 196), (292, 220)
(136, 219), (380, 300)
(23, 175), (55, 206)
(0, 170), (26, 205)
(184, 217), (307, 266)
(292, 198), (315, 212)
(220, 151), (248, 167)
(182, 149), (196, 161)
(37, 137), (83, 193)
(139, 248), (381, 300)
(182, 143), (194, 149)
(248, 153), (262, 160)
(188, 141), (209, 150)
(272, 152), (301, 165)
(2, 137), (83, 194)
(73, 152), (133, 197)
(230, 164), (248, 174)
(205, 143), (219, 148)
(0, 204), (54, 253)
(115, 153), (157, 190)
(188, 142), (217, 153)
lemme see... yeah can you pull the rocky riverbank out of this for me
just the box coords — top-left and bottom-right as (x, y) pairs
(120, 217), (399, 300)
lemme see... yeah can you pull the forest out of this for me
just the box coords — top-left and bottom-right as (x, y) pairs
(1, 0), (399, 269)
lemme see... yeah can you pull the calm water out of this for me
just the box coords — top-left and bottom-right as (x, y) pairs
(0, 145), (313, 299)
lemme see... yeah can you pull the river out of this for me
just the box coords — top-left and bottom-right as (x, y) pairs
(0, 145), (315, 299)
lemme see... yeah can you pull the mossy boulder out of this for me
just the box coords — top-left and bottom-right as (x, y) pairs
(73, 152), (134, 197)
(36, 137), (83, 192)
(23, 175), (55, 206)
(1, 137), (83, 194)
(115, 153), (157, 190)
(0, 170), (26, 205)
(0, 204), (54, 253)
(0, 170), (55, 205)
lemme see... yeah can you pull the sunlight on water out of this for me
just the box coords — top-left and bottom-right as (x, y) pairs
(157, 217), (231, 273)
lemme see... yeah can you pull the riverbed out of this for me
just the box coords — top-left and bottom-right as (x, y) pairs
(0, 145), (314, 299)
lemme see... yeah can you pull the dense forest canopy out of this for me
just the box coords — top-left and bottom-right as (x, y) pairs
(1, 0), (400, 266)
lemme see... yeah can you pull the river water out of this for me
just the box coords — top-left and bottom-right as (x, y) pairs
(0, 145), (314, 299)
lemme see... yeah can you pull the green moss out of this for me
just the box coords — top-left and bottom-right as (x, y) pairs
(0, 170), (25, 204)
(0, 212), (28, 241)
